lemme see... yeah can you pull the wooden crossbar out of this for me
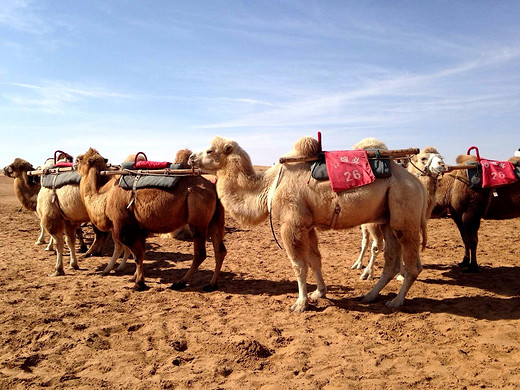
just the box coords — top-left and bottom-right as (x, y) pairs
(27, 167), (75, 176)
(279, 148), (420, 164)
(100, 168), (205, 176)
(444, 164), (479, 172)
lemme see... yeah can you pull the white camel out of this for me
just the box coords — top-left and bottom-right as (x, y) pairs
(190, 135), (427, 312)
(352, 146), (446, 280)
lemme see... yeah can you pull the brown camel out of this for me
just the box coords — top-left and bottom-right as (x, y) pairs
(433, 153), (520, 272)
(74, 148), (227, 291)
(3, 158), (107, 254)
(189, 135), (427, 312)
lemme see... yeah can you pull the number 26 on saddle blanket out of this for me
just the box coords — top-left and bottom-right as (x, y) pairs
(467, 146), (519, 189)
(323, 150), (377, 192)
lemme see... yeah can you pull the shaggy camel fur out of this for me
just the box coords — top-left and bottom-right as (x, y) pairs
(189, 136), (427, 312)
(36, 163), (110, 276)
(352, 146), (446, 280)
(3, 158), (104, 253)
(4, 158), (51, 247)
(433, 154), (520, 272)
(75, 148), (227, 291)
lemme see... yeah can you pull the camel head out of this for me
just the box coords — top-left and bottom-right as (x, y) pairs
(409, 146), (446, 177)
(75, 148), (108, 177)
(3, 158), (35, 178)
(189, 136), (252, 174)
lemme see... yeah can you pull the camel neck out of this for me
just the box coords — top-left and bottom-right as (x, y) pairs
(215, 162), (277, 226)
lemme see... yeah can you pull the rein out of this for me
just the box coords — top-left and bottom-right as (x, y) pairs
(267, 165), (284, 250)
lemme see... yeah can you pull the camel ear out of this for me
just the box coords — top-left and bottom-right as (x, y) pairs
(224, 143), (233, 155)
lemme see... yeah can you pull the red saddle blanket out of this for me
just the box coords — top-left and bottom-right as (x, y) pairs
(135, 161), (171, 169)
(467, 146), (518, 188)
(324, 150), (375, 192)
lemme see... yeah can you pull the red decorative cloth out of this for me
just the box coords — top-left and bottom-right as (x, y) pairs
(135, 161), (171, 169)
(467, 146), (518, 188)
(324, 150), (375, 192)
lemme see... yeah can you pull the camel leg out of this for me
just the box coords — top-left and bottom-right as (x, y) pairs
(386, 230), (422, 309)
(361, 225), (401, 303)
(451, 212), (470, 267)
(76, 226), (88, 253)
(116, 248), (132, 272)
(360, 226), (384, 280)
(84, 226), (110, 257)
(131, 238), (147, 291)
(101, 239), (125, 275)
(351, 225), (369, 270)
(35, 221), (48, 245)
(65, 222), (80, 270)
(49, 233), (66, 276)
(308, 228), (326, 301)
(360, 241), (380, 280)
(45, 237), (55, 252)
(281, 222), (311, 313)
(204, 209), (228, 291)
(170, 229), (208, 290)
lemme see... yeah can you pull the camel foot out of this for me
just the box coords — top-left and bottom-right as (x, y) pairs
(133, 281), (149, 291)
(309, 289), (326, 301)
(385, 298), (403, 310)
(351, 261), (362, 270)
(169, 281), (187, 290)
(463, 265), (479, 274)
(35, 239), (46, 245)
(358, 293), (376, 304)
(202, 283), (218, 292)
(458, 259), (470, 267)
(49, 269), (65, 277)
(359, 270), (373, 280)
(289, 298), (308, 313)
(68, 263), (79, 270)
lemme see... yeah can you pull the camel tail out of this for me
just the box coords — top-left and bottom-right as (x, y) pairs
(209, 196), (226, 241)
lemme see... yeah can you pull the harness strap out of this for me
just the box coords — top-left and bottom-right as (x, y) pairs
(268, 165), (284, 250)
(51, 174), (69, 220)
(127, 174), (141, 209)
(330, 202), (342, 229)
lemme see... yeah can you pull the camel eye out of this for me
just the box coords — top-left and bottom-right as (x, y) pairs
(206, 149), (213, 155)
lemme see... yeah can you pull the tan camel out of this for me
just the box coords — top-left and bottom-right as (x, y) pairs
(3, 158), (51, 247)
(75, 148), (227, 291)
(189, 135), (427, 312)
(3, 158), (107, 254)
(352, 146), (446, 280)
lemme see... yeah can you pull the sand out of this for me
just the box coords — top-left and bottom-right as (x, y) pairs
(0, 174), (519, 389)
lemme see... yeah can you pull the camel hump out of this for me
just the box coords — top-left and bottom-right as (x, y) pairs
(421, 146), (439, 154)
(456, 154), (477, 164)
(293, 136), (321, 158)
(352, 137), (388, 150)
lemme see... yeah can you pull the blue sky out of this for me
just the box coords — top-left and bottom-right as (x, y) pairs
(1, 0), (519, 167)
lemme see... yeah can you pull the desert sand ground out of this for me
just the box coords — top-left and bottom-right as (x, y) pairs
(0, 173), (519, 389)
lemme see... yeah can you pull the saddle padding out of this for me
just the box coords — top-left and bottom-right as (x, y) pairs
(42, 171), (81, 189)
(118, 163), (183, 190)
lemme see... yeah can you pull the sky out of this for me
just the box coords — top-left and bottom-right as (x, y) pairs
(1, 0), (520, 168)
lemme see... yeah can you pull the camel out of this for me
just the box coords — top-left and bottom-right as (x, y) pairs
(3, 158), (51, 248)
(432, 153), (520, 272)
(36, 160), (110, 276)
(3, 158), (106, 254)
(189, 135), (427, 312)
(74, 147), (227, 291)
(352, 146), (446, 280)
